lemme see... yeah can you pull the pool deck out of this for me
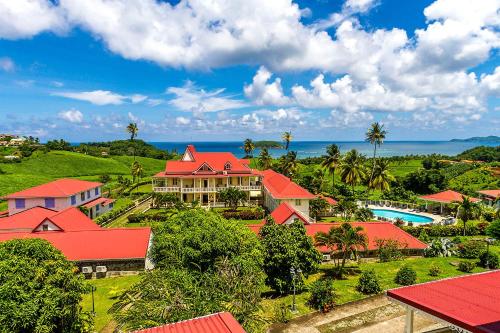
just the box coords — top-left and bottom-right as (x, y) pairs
(365, 204), (445, 225)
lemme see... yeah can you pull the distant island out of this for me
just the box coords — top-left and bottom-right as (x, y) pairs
(254, 140), (283, 149)
(450, 136), (500, 143)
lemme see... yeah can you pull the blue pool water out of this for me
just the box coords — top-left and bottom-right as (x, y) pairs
(371, 209), (433, 223)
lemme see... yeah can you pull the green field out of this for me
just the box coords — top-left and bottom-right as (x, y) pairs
(0, 150), (164, 197)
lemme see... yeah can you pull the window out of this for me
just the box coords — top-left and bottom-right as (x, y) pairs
(81, 192), (85, 201)
(172, 178), (178, 186)
(95, 187), (99, 196)
(15, 199), (25, 209)
(295, 199), (301, 206)
(224, 162), (231, 170)
(42, 224), (49, 231)
(44, 198), (55, 208)
(86, 191), (90, 199)
(109, 203), (114, 208)
(70, 195), (76, 205)
(96, 204), (100, 211)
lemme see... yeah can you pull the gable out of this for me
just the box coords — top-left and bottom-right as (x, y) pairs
(182, 148), (195, 161)
(194, 162), (216, 174)
(34, 218), (62, 232)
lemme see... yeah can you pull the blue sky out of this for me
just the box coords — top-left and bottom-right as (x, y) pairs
(0, 0), (498, 142)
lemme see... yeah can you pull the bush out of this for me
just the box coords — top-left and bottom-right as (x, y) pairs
(99, 174), (111, 183)
(127, 212), (171, 223)
(458, 261), (475, 273)
(424, 238), (455, 257)
(478, 251), (499, 269)
(394, 265), (417, 286)
(375, 239), (406, 262)
(418, 229), (430, 243)
(308, 279), (336, 312)
(403, 223), (484, 238)
(272, 302), (291, 323)
(457, 241), (486, 259)
(221, 209), (264, 220)
(428, 264), (441, 277)
(486, 220), (500, 239)
(356, 269), (382, 295)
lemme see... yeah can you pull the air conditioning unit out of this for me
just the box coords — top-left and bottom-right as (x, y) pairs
(96, 265), (107, 273)
(322, 255), (331, 261)
(223, 171), (228, 175)
(81, 266), (93, 274)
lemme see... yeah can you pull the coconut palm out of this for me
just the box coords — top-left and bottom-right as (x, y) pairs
(368, 159), (395, 192)
(280, 151), (298, 178)
(321, 144), (341, 191)
(131, 161), (144, 183)
(457, 196), (481, 236)
(334, 198), (358, 221)
(315, 223), (367, 278)
(243, 138), (255, 158)
(258, 148), (272, 170)
(282, 131), (292, 151)
(127, 123), (139, 141)
(365, 122), (387, 186)
(339, 149), (366, 195)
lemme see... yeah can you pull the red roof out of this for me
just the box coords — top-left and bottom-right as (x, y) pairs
(387, 271), (500, 333)
(83, 197), (115, 208)
(0, 227), (151, 261)
(477, 190), (500, 199)
(133, 312), (246, 333)
(158, 145), (254, 176)
(3, 178), (102, 199)
(0, 207), (101, 232)
(266, 202), (310, 225)
(248, 222), (427, 253)
(261, 169), (315, 199)
(419, 190), (480, 203)
(317, 195), (337, 206)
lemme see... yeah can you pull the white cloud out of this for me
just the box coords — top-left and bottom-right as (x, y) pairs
(58, 108), (83, 123)
(325, 110), (374, 128)
(313, 0), (379, 30)
(244, 66), (290, 106)
(52, 90), (149, 105)
(0, 57), (14, 72)
(481, 66), (500, 96)
(0, 0), (67, 39)
(51, 81), (64, 87)
(167, 81), (248, 113)
(175, 116), (191, 125)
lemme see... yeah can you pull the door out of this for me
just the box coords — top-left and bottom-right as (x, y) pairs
(203, 179), (209, 188)
(202, 194), (209, 204)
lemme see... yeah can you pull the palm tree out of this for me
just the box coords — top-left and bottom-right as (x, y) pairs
(280, 151), (297, 178)
(315, 223), (367, 278)
(282, 131), (292, 151)
(339, 149), (366, 195)
(365, 122), (387, 187)
(243, 138), (255, 157)
(258, 148), (272, 170)
(457, 196), (481, 236)
(321, 144), (341, 191)
(368, 159), (395, 192)
(131, 161), (144, 183)
(126, 123), (139, 160)
(334, 198), (358, 221)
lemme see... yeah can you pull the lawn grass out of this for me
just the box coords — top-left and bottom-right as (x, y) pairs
(0, 150), (164, 197)
(260, 256), (486, 321)
(82, 274), (141, 332)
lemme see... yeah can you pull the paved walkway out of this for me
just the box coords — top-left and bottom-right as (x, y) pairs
(105, 198), (151, 228)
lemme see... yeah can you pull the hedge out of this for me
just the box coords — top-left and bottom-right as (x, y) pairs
(402, 223), (486, 238)
(127, 212), (171, 223)
(221, 210), (264, 220)
(94, 194), (150, 226)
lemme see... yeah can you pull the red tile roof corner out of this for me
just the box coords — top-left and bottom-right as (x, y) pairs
(265, 202), (310, 225)
(261, 169), (315, 199)
(3, 178), (102, 199)
(132, 312), (246, 333)
(419, 190), (480, 203)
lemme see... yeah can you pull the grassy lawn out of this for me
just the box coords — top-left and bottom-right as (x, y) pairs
(82, 275), (141, 332)
(260, 256), (486, 321)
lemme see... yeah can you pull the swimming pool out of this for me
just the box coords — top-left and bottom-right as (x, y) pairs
(371, 209), (434, 223)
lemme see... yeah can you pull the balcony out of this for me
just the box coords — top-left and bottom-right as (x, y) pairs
(153, 185), (261, 193)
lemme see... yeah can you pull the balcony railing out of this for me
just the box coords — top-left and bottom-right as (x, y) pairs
(153, 185), (262, 193)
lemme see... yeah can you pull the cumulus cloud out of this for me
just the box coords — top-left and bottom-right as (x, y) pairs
(325, 110), (374, 128)
(0, 0), (67, 39)
(244, 66), (290, 106)
(58, 108), (83, 123)
(167, 81), (248, 113)
(52, 90), (150, 106)
(175, 116), (191, 125)
(0, 57), (14, 72)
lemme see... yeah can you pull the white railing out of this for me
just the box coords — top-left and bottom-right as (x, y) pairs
(153, 185), (262, 193)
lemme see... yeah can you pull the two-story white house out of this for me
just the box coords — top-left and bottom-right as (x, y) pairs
(152, 145), (262, 206)
(2, 178), (114, 218)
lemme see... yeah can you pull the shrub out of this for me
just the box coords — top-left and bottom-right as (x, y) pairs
(375, 238), (406, 262)
(308, 279), (336, 312)
(457, 261), (475, 273)
(428, 264), (441, 277)
(356, 269), (382, 295)
(403, 223), (483, 238)
(272, 301), (291, 323)
(418, 229), (430, 243)
(221, 209), (264, 220)
(99, 174), (111, 183)
(486, 220), (500, 239)
(478, 251), (499, 269)
(394, 265), (417, 286)
(457, 241), (486, 259)
(127, 212), (171, 223)
(394, 218), (405, 228)
(424, 238), (455, 257)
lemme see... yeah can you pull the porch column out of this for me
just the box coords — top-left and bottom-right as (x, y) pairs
(180, 179), (184, 202)
(405, 309), (414, 333)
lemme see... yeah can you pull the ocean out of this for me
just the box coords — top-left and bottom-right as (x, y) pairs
(149, 141), (499, 158)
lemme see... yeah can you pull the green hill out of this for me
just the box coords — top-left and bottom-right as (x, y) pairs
(0, 150), (165, 197)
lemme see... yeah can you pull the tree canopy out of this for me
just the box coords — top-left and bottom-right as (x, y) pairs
(0, 239), (91, 333)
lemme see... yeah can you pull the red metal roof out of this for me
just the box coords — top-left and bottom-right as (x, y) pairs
(83, 197), (115, 208)
(261, 169), (315, 199)
(317, 194), (337, 206)
(0, 207), (101, 232)
(387, 271), (500, 333)
(266, 202), (310, 225)
(3, 178), (102, 199)
(0, 227), (151, 261)
(248, 222), (427, 253)
(133, 312), (246, 333)
(419, 190), (480, 203)
(477, 189), (500, 199)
